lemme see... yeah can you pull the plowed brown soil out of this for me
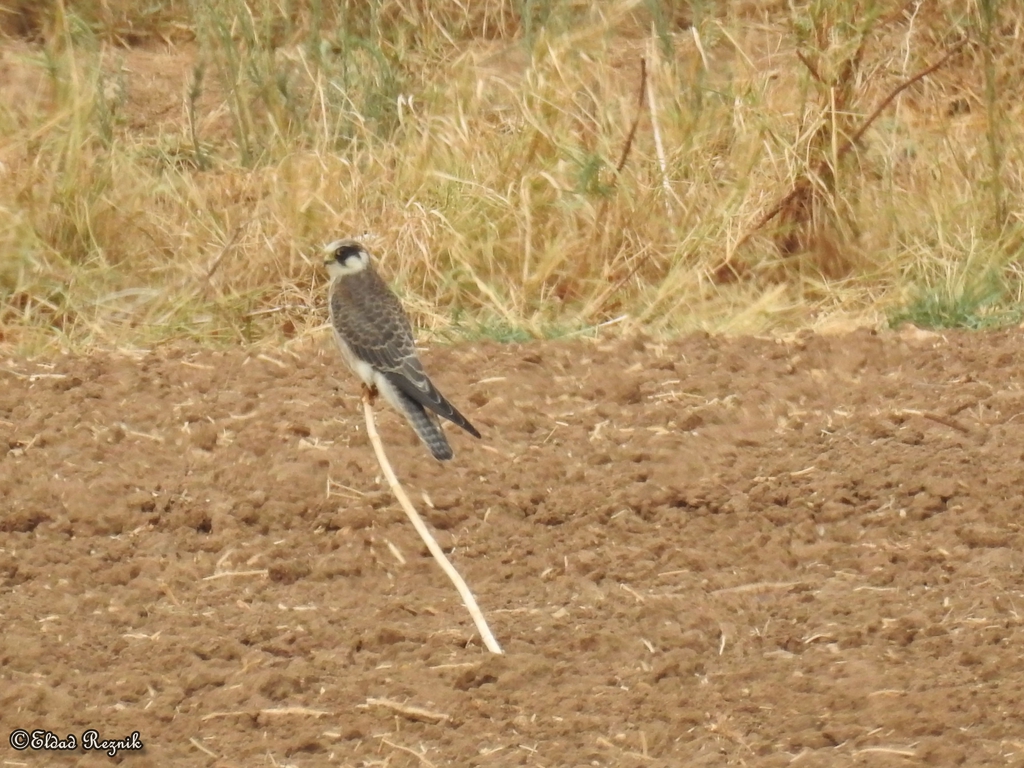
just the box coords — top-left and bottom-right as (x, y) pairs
(3, 329), (1024, 767)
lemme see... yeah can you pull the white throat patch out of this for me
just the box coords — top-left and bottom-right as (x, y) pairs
(324, 239), (371, 278)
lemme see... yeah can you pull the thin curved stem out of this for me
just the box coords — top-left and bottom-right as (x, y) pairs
(362, 393), (503, 655)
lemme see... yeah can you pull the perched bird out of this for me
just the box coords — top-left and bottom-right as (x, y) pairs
(324, 238), (481, 460)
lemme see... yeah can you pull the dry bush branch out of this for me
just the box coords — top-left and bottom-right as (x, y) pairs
(615, 57), (647, 175)
(731, 36), (969, 261)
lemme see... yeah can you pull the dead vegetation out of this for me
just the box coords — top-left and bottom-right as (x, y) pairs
(0, 0), (1021, 351)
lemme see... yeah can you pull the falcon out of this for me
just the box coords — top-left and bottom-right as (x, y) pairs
(324, 238), (481, 460)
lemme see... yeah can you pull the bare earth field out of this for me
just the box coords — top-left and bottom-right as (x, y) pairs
(3, 329), (1024, 767)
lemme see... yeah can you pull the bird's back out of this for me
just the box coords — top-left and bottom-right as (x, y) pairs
(330, 268), (416, 361)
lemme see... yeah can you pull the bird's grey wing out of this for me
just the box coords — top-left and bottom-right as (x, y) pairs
(384, 354), (481, 439)
(331, 273), (481, 439)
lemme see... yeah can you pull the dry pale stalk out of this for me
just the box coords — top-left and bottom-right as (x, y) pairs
(361, 392), (503, 655)
(364, 697), (451, 724)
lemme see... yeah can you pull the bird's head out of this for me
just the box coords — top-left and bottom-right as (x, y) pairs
(324, 239), (370, 278)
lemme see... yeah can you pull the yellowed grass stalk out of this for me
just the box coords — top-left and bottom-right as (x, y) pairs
(361, 391), (503, 655)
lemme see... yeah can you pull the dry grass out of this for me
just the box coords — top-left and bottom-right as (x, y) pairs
(0, 0), (1022, 352)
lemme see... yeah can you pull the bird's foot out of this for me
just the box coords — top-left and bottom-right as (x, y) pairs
(361, 383), (379, 406)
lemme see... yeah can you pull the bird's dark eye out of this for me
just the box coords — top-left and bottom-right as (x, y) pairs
(335, 243), (363, 264)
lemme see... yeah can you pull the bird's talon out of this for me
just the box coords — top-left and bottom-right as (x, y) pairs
(362, 383), (379, 405)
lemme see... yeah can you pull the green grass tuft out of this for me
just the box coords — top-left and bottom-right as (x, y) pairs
(888, 272), (1024, 330)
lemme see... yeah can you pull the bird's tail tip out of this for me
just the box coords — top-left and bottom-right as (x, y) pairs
(429, 443), (454, 461)
(413, 415), (455, 460)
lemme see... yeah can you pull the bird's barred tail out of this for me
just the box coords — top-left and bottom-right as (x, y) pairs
(399, 391), (454, 460)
